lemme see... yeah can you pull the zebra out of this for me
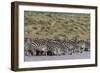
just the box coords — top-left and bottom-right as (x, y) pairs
(31, 39), (48, 56)
(84, 40), (90, 52)
(24, 38), (34, 56)
(65, 38), (85, 54)
(24, 37), (90, 56)
(46, 40), (65, 56)
(77, 40), (87, 53)
(60, 40), (69, 54)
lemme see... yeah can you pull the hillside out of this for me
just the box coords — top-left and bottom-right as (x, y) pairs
(24, 11), (90, 40)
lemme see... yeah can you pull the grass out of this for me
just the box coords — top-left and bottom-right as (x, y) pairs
(24, 11), (90, 40)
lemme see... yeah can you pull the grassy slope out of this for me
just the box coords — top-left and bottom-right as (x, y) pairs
(24, 11), (90, 40)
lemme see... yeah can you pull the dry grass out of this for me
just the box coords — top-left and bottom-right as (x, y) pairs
(24, 11), (90, 40)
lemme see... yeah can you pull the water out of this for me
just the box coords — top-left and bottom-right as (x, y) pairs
(24, 52), (90, 62)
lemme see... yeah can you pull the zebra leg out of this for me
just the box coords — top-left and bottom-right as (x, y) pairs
(25, 49), (31, 56)
(68, 49), (72, 55)
(24, 50), (27, 56)
(80, 47), (84, 53)
(84, 48), (89, 52)
(36, 50), (39, 56)
(28, 49), (33, 56)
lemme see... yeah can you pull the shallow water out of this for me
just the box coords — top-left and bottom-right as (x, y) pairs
(24, 52), (90, 62)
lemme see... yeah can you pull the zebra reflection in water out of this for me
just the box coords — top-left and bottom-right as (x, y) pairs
(24, 38), (90, 56)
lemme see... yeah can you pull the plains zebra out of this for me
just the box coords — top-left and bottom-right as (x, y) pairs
(31, 39), (48, 56)
(66, 38), (85, 54)
(24, 38), (33, 56)
(84, 41), (90, 52)
(46, 40), (65, 56)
